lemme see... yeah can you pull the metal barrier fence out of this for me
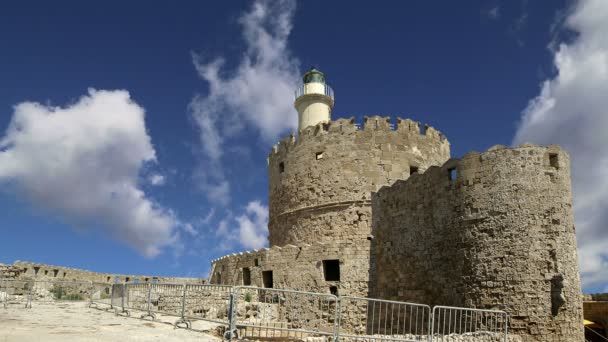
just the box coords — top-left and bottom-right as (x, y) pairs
(2, 278), (512, 342)
(337, 296), (431, 341)
(89, 282), (113, 309)
(430, 306), (508, 342)
(231, 286), (339, 340)
(0, 278), (32, 308)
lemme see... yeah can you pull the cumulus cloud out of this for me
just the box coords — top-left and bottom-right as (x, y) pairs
(189, 0), (300, 205)
(215, 201), (269, 250)
(0, 89), (179, 257)
(513, 0), (608, 291)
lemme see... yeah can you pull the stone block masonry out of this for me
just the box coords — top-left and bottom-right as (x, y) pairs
(370, 144), (583, 341)
(3, 261), (205, 284)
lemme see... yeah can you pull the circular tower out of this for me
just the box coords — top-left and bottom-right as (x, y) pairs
(268, 68), (451, 247)
(294, 68), (334, 130)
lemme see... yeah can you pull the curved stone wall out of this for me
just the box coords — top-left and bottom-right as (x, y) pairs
(370, 144), (583, 341)
(268, 116), (450, 247)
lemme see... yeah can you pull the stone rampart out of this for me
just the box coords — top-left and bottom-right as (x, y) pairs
(210, 240), (370, 297)
(7, 261), (204, 284)
(370, 144), (583, 341)
(267, 116), (450, 247)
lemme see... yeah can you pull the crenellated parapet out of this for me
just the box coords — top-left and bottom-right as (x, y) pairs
(11, 261), (205, 284)
(268, 116), (448, 161)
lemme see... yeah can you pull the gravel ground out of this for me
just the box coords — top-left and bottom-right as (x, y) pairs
(0, 301), (222, 341)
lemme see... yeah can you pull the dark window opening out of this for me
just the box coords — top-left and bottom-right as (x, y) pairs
(34, 267), (40, 276)
(316, 151), (324, 160)
(145, 278), (149, 282)
(44, 270), (48, 275)
(106, 276), (111, 282)
(53, 270), (58, 278)
(549, 153), (559, 168)
(323, 260), (341, 281)
(23, 268), (28, 274)
(243, 267), (251, 286)
(262, 270), (274, 288)
(375, 120), (379, 129)
(448, 168), (457, 181)
(254, 258), (259, 266)
(105, 287), (110, 295)
(330, 286), (338, 295)
(279, 162), (285, 173)
(63, 272), (67, 278)
(410, 166), (419, 175)
(126, 277), (130, 283)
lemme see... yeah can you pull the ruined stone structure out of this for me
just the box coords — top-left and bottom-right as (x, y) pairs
(1, 261), (204, 284)
(210, 68), (583, 341)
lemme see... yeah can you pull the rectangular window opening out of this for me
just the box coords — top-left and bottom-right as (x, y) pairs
(126, 277), (130, 283)
(44, 270), (48, 275)
(242, 267), (251, 286)
(53, 270), (59, 278)
(410, 166), (419, 175)
(448, 168), (457, 181)
(549, 153), (559, 168)
(254, 258), (259, 267)
(279, 162), (285, 173)
(262, 270), (274, 288)
(323, 259), (340, 281)
(34, 267), (40, 276)
(106, 276), (111, 282)
(63, 272), (67, 278)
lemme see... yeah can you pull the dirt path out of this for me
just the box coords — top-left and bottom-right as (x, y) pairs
(0, 302), (221, 341)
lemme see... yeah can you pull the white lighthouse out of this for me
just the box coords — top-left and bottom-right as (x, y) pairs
(294, 68), (334, 131)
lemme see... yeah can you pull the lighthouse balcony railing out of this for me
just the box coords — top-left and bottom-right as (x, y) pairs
(294, 83), (334, 100)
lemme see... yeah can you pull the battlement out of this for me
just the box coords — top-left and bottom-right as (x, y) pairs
(268, 116), (448, 160)
(11, 260), (205, 284)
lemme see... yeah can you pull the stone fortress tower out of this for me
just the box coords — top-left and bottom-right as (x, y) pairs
(210, 68), (583, 341)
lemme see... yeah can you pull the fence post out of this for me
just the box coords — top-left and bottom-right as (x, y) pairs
(335, 296), (342, 342)
(174, 284), (191, 329)
(140, 282), (155, 320)
(227, 290), (237, 341)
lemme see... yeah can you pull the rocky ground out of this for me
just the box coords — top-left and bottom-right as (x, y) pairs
(0, 301), (221, 341)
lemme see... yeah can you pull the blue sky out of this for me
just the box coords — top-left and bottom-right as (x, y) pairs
(1, 0), (607, 293)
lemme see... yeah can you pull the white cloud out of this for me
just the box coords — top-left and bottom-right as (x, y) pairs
(0, 89), (179, 257)
(236, 201), (268, 249)
(214, 200), (269, 250)
(189, 0), (300, 205)
(148, 173), (165, 186)
(513, 0), (608, 291)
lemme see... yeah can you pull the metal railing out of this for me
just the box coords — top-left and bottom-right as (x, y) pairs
(295, 83), (334, 100)
(0, 278), (32, 308)
(231, 286), (339, 340)
(2, 278), (515, 342)
(430, 306), (508, 341)
(337, 296), (431, 341)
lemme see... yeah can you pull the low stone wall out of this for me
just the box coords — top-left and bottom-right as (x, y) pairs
(210, 240), (370, 298)
(8, 261), (205, 284)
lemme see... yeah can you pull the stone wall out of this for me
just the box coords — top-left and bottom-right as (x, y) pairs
(267, 116), (450, 247)
(210, 241), (370, 297)
(8, 261), (205, 284)
(584, 301), (608, 335)
(370, 144), (583, 341)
